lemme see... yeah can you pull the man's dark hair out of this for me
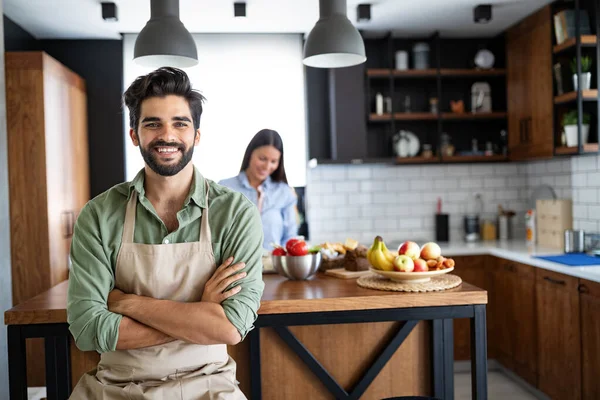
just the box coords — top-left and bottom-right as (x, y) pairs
(240, 129), (288, 183)
(123, 67), (205, 132)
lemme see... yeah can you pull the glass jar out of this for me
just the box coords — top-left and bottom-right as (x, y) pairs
(422, 144), (433, 158)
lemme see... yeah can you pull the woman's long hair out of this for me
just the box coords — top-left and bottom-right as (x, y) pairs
(240, 129), (288, 183)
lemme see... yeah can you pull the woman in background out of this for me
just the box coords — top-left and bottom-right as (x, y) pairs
(219, 129), (298, 250)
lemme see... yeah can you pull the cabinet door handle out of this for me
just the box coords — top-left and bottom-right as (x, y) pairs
(519, 119), (525, 143)
(526, 117), (532, 143)
(504, 263), (515, 272)
(578, 284), (589, 294)
(544, 276), (566, 286)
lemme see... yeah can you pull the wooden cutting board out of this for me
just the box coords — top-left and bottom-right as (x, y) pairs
(325, 268), (371, 279)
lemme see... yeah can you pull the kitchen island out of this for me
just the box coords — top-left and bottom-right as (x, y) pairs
(5, 273), (489, 400)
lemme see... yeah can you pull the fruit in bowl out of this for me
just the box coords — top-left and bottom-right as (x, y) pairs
(398, 241), (420, 260)
(420, 242), (442, 260)
(393, 255), (414, 272)
(271, 239), (322, 280)
(413, 258), (428, 272)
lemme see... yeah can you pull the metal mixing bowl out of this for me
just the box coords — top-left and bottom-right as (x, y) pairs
(271, 253), (322, 280)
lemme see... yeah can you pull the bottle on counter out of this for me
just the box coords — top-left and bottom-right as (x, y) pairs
(375, 93), (384, 115)
(525, 209), (536, 245)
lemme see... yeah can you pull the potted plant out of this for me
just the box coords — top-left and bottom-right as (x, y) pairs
(562, 110), (591, 147)
(570, 56), (593, 91)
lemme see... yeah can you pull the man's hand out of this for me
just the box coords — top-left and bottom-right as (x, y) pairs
(108, 288), (130, 314)
(201, 257), (246, 304)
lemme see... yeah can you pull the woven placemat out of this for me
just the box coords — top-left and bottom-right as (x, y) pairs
(357, 273), (462, 292)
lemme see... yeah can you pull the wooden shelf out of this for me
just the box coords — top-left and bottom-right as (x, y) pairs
(554, 90), (598, 104)
(442, 155), (508, 163)
(553, 35), (597, 54)
(393, 112), (437, 121)
(440, 68), (506, 77)
(441, 112), (507, 120)
(366, 69), (392, 78)
(369, 113), (438, 121)
(369, 113), (392, 121)
(367, 68), (506, 78)
(555, 143), (599, 155)
(393, 69), (438, 78)
(395, 156), (439, 164)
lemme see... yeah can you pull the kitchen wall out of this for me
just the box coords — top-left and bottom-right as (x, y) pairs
(306, 158), (577, 246)
(0, 5), (12, 399)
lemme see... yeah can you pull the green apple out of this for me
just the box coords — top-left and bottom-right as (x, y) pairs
(393, 255), (415, 272)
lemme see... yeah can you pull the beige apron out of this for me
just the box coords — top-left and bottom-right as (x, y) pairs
(71, 183), (246, 400)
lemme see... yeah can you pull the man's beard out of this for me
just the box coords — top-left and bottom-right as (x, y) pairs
(139, 139), (194, 177)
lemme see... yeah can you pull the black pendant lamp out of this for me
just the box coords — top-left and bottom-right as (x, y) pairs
(134, 0), (198, 68)
(303, 0), (366, 68)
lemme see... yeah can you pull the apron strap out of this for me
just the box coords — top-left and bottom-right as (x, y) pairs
(122, 191), (138, 244)
(199, 180), (212, 247)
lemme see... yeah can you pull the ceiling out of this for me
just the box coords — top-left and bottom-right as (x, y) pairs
(4, 0), (554, 40)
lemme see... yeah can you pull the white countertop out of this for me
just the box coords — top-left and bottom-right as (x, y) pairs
(438, 240), (600, 284)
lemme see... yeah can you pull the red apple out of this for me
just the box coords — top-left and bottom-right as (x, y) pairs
(398, 241), (421, 260)
(413, 258), (428, 272)
(272, 248), (287, 256)
(393, 255), (415, 272)
(288, 240), (308, 256)
(420, 242), (442, 260)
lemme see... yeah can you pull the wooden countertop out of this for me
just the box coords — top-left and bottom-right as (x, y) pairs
(5, 274), (487, 325)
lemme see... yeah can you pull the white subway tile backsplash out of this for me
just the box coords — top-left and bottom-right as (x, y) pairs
(433, 178), (458, 190)
(348, 219), (374, 231)
(335, 206), (361, 218)
(347, 166), (372, 180)
(348, 193), (372, 205)
(573, 155), (598, 171)
(573, 206), (587, 219)
(587, 172), (600, 187)
(508, 176), (527, 188)
(360, 205), (387, 218)
(360, 181), (386, 192)
(377, 167), (400, 179)
(554, 175), (571, 188)
(334, 181), (359, 193)
(446, 165), (470, 177)
(409, 179), (430, 191)
(576, 220), (599, 232)
(373, 193), (398, 204)
(306, 157), (594, 243)
(398, 218), (422, 229)
(322, 194), (348, 207)
(320, 166), (346, 181)
(589, 205), (600, 220)
(373, 218), (398, 231)
(421, 166), (445, 178)
(459, 177), (484, 189)
(578, 188), (598, 203)
(484, 177), (506, 188)
(572, 173), (588, 188)
(309, 182), (334, 195)
(494, 189), (519, 201)
(397, 166), (422, 178)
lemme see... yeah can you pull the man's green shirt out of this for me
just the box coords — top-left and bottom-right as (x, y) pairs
(67, 167), (265, 353)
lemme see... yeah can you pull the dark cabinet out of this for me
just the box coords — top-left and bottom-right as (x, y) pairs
(453, 255), (491, 361)
(536, 269), (581, 400)
(579, 279), (600, 399)
(507, 5), (554, 160)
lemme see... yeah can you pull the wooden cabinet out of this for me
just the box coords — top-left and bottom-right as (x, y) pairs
(6, 51), (90, 386)
(507, 5), (554, 161)
(453, 256), (491, 361)
(579, 279), (600, 399)
(536, 269), (581, 400)
(493, 259), (537, 386)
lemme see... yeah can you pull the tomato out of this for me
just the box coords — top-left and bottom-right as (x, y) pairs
(285, 238), (302, 254)
(288, 241), (309, 256)
(272, 248), (287, 256)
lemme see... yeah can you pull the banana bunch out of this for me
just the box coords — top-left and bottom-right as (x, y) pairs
(367, 236), (397, 271)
